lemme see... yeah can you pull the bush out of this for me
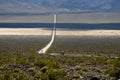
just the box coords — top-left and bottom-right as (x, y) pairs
(47, 69), (65, 80)
(34, 71), (41, 80)
(1, 70), (14, 80)
(13, 72), (29, 80)
(48, 60), (60, 69)
(16, 58), (29, 65)
(106, 59), (120, 79)
(34, 60), (47, 68)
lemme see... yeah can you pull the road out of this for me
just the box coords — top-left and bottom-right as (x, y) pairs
(38, 14), (56, 54)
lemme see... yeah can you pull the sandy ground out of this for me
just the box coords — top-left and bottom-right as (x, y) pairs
(0, 28), (120, 36)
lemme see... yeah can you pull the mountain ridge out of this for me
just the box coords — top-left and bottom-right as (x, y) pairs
(0, 0), (120, 14)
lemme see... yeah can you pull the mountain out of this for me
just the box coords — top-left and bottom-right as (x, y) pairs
(0, 0), (120, 15)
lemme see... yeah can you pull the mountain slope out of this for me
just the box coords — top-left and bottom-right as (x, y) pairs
(0, 0), (119, 14)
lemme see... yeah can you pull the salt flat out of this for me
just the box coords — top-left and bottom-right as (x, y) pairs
(0, 28), (120, 36)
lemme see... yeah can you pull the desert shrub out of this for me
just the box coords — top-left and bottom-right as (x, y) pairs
(47, 70), (57, 80)
(27, 53), (36, 62)
(46, 69), (65, 80)
(48, 60), (60, 69)
(87, 56), (107, 65)
(0, 76), (4, 80)
(13, 72), (29, 80)
(74, 57), (84, 63)
(81, 66), (88, 72)
(34, 60), (47, 68)
(40, 66), (49, 73)
(1, 70), (14, 80)
(16, 57), (29, 65)
(34, 71), (41, 80)
(36, 68), (66, 80)
(27, 67), (36, 76)
(105, 59), (120, 79)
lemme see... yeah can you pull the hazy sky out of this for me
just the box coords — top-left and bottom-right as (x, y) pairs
(0, 0), (120, 23)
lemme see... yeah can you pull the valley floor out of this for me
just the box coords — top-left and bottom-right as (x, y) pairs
(0, 33), (120, 80)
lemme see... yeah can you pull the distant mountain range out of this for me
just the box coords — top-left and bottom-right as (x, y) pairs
(0, 0), (120, 15)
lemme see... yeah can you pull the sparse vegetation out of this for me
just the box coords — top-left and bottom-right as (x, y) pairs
(105, 59), (120, 79)
(0, 35), (120, 80)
